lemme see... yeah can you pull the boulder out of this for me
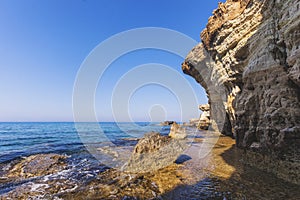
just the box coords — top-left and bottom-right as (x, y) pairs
(125, 132), (187, 173)
(168, 122), (187, 139)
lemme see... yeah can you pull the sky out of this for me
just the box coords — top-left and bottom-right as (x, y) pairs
(0, 0), (224, 122)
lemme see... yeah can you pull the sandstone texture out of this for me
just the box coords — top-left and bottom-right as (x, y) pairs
(126, 132), (187, 173)
(183, 0), (300, 184)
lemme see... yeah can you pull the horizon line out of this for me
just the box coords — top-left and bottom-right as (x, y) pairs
(0, 121), (176, 123)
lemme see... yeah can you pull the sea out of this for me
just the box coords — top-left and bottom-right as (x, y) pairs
(0, 122), (173, 196)
(0, 122), (169, 163)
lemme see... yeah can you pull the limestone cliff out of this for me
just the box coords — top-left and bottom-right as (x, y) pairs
(183, 0), (300, 183)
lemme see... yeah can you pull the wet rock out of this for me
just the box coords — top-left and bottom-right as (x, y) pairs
(7, 154), (67, 179)
(168, 122), (187, 139)
(160, 121), (176, 126)
(125, 132), (187, 173)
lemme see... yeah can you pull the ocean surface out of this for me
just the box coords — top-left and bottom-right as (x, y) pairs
(0, 122), (169, 163)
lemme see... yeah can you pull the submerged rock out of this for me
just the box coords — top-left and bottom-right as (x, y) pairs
(7, 154), (67, 179)
(125, 132), (187, 173)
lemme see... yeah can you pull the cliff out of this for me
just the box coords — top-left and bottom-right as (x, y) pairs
(183, 0), (300, 184)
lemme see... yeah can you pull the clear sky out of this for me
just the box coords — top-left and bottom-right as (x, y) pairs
(0, 0), (224, 122)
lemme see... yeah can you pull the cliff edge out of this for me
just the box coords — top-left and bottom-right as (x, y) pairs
(183, 0), (300, 184)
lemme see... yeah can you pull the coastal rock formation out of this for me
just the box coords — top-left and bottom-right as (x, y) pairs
(169, 122), (187, 139)
(126, 132), (186, 173)
(183, 0), (300, 183)
(199, 104), (210, 130)
(133, 132), (171, 154)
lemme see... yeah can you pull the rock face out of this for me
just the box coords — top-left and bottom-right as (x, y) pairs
(126, 132), (186, 173)
(183, 0), (300, 183)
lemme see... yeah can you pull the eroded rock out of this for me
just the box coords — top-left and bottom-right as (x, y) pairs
(125, 132), (187, 173)
(182, 0), (300, 184)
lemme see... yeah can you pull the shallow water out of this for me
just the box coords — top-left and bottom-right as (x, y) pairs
(0, 122), (167, 163)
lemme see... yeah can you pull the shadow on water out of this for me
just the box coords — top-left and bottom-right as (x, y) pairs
(175, 155), (192, 164)
(162, 137), (300, 200)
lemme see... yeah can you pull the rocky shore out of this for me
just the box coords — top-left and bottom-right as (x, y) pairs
(1, 0), (299, 199)
(1, 131), (299, 199)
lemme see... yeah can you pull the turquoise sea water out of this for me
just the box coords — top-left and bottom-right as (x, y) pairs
(0, 122), (169, 163)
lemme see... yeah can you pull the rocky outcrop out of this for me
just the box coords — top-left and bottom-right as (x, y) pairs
(169, 122), (187, 139)
(198, 104), (210, 129)
(183, 0), (300, 184)
(126, 132), (186, 173)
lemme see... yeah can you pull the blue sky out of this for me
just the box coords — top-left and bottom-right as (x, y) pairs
(0, 0), (223, 122)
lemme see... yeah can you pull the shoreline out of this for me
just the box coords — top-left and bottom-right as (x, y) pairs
(1, 131), (299, 199)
